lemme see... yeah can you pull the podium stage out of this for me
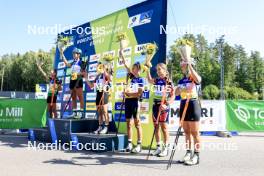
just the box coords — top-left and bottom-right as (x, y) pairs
(29, 118), (127, 152)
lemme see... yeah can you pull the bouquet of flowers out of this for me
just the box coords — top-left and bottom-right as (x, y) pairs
(176, 39), (194, 63)
(102, 54), (114, 62)
(116, 32), (129, 64)
(141, 42), (158, 72)
(143, 43), (158, 56)
(116, 32), (129, 49)
(56, 35), (72, 51)
(35, 52), (45, 67)
(102, 54), (114, 75)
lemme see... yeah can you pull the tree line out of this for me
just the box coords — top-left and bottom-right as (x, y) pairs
(0, 34), (263, 99)
(168, 34), (264, 100)
(0, 48), (54, 92)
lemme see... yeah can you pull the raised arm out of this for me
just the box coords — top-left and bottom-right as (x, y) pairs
(146, 69), (155, 84)
(119, 50), (131, 73)
(36, 62), (49, 81)
(59, 48), (71, 67)
(188, 64), (201, 84)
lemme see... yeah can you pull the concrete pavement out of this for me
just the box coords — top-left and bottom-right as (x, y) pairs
(0, 133), (263, 176)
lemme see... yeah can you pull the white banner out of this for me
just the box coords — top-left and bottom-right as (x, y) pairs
(35, 92), (47, 99)
(169, 100), (226, 132)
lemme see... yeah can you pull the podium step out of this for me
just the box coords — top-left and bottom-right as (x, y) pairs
(53, 118), (97, 143)
(31, 127), (51, 142)
(28, 118), (126, 153)
(72, 133), (127, 152)
(53, 118), (117, 143)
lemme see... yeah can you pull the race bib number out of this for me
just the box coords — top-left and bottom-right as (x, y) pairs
(48, 83), (58, 94)
(49, 85), (55, 92)
(127, 84), (138, 94)
(71, 73), (78, 80)
(96, 78), (104, 90)
(154, 85), (163, 97)
(179, 83), (197, 99)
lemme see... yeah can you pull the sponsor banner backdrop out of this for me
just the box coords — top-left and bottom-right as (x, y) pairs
(35, 84), (48, 99)
(169, 100), (226, 132)
(226, 100), (264, 131)
(54, 0), (167, 147)
(0, 99), (46, 129)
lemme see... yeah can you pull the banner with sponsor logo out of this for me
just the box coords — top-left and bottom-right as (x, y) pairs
(0, 99), (46, 129)
(53, 0), (167, 147)
(169, 100), (226, 132)
(226, 100), (264, 131)
(35, 84), (48, 99)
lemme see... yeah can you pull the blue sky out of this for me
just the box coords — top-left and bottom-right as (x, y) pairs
(0, 0), (263, 56)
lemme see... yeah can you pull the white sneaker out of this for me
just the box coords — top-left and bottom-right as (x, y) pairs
(158, 147), (169, 157)
(151, 147), (162, 156)
(99, 126), (108, 134)
(132, 145), (142, 153)
(93, 126), (102, 134)
(75, 112), (83, 119)
(178, 151), (192, 163)
(185, 153), (199, 165)
(68, 111), (76, 118)
(126, 143), (133, 152)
